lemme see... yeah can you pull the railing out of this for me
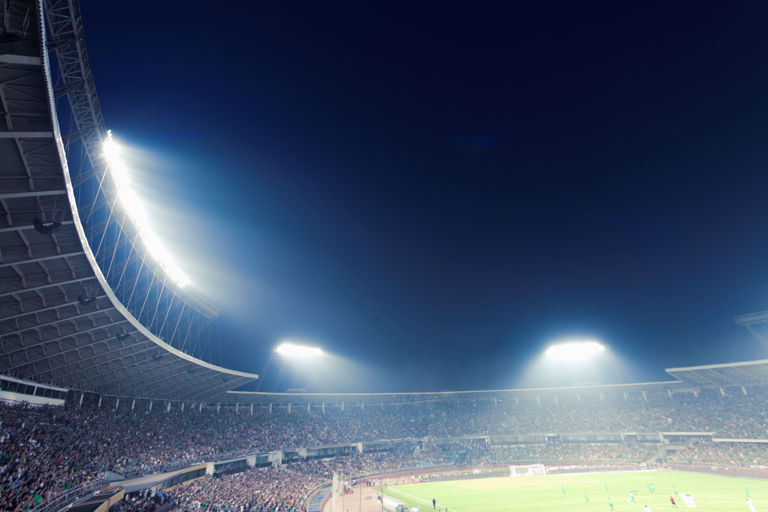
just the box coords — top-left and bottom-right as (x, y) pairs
(667, 463), (768, 479)
(117, 447), (258, 479)
(114, 432), (668, 479)
(119, 458), (198, 480)
(304, 483), (331, 512)
(29, 478), (108, 512)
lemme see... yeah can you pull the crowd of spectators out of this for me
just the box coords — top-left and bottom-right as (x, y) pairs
(162, 446), (656, 512)
(417, 440), (660, 466)
(2, 385), (768, 512)
(292, 452), (416, 480)
(667, 440), (768, 467)
(171, 467), (317, 512)
(117, 489), (173, 512)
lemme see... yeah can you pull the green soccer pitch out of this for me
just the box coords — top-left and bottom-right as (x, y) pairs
(383, 470), (764, 512)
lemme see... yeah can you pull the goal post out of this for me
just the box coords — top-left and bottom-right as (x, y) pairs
(331, 472), (352, 512)
(509, 464), (546, 477)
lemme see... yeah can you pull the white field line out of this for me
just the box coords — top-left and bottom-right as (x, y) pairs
(554, 469), (656, 477)
(386, 488), (460, 512)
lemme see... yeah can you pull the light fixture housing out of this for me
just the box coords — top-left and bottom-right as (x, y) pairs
(545, 339), (606, 362)
(275, 342), (324, 359)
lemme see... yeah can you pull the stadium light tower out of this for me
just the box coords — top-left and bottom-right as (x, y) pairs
(274, 341), (324, 359)
(545, 338), (606, 362)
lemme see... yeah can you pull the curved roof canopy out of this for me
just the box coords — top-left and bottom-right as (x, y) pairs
(0, 0), (257, 400)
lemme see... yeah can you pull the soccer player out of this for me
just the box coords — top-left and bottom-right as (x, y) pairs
(680, 493), (697, 509)
(644, 505), (652, 512)
(746, 498), (757, 512)
(669, 496), (677, 509)
(432, 498), (436, 510)
(608, 498), (614, 511)
(648, 483), (655, 495)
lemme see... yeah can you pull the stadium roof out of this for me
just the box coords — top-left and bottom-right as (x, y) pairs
(734, 310), (768, 351)
(223, 360), (768, 405)
(0, 0), (258, 401)
(2, 0), (768, 406)
(224, 380), (687, 406)
(665, 359), (768, 387)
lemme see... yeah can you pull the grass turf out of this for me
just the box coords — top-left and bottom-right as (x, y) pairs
(383, 470), (764, 512)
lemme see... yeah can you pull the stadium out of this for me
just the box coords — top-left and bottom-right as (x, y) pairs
(2, 2), (768, 512)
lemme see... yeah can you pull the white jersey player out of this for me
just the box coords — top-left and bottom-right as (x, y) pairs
(680, 493), (697, 509)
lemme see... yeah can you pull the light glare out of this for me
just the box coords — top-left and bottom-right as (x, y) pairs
(275, 342), (324, 359)
(545, 339), (606, 362)
(102, 132), (190, 288)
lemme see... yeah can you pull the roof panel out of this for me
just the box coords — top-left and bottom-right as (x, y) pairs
(666, 359), (768, 386)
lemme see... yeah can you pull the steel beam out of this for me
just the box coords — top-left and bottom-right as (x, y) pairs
(0, 275), (95, 298)
(2, 320), (129, 367)
(0, 189), (65, 198)
(0, 251), (83, 269)
(0, 131), (53, 138)
(0, 55), (42, 66)
(32, 336), (152, 379)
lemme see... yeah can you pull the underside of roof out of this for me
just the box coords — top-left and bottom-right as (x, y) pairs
(0, 0), (257, 400)
(665, 359), (768, 387)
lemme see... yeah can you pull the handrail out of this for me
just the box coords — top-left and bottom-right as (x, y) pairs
(72, 428), (768, 482)
(116, 447), (259, 479)
(303, 483), (331, 512)
(113, 429), (723, 479)
(29, 478), (109, 512)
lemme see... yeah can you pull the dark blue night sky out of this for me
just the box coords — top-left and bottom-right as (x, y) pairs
(79, 1), (768, 391)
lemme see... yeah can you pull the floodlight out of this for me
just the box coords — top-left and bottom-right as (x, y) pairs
(275, 342), (324, 359)
(545, 339), (606, 362)
(102, 132), (190, 288)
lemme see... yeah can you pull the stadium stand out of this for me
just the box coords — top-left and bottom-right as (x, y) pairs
(3, 385), (768, 511)
(170, 467), (317, 512)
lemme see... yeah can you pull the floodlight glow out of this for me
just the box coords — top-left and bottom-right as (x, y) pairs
(545, 339), (606, 362)
(102, 132), (190, 288)
(275, 342), (324, 359)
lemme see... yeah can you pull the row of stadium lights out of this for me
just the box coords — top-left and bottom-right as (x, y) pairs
(102, 135), (328, 360)
(101, 134), (606, 366)
(102, 132), (190, 289)
(271, 340), (604, 361)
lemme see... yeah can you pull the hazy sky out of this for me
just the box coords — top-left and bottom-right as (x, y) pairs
(80, 1), (768, 391)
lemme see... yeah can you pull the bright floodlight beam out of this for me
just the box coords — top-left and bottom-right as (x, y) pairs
(275, 342), (324, 359)
(102, 131), (190, 288)
(545, 339), (606, 362)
